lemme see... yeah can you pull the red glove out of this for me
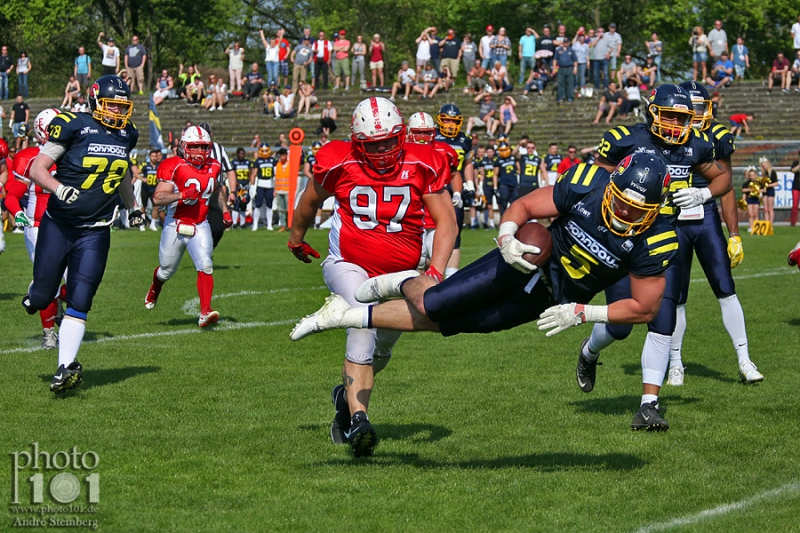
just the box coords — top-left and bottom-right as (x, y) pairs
(288, 240), (320, 263)
(222, 212), (233, 228)
(424, 265), (444, 283)
(182, 187), (200, 202)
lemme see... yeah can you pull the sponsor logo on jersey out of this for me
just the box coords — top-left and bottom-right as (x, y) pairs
(635, 147), (657, 154)
(666, 165), (690, 179)
(566, 220), (621, 268)
(572, 201), (592, 219)
(684, 147), (693, 156)
(87, 143), (128, 157)
(80, 127), (100, 135)
(622, 240), (634, 252)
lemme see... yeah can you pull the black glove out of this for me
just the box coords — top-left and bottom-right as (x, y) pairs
(129, 209), (146, 227)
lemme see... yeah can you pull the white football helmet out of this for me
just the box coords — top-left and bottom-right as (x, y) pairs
(350, 97), (405, 170)
(34, 108), (61, 144)
(181, 126), (212, 165)
(407, 112), (436, 144)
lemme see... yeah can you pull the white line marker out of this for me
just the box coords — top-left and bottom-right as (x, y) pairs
(689, 267), (798, 283)
(181, 286), (327, 315)
(632, 480), (800, 532)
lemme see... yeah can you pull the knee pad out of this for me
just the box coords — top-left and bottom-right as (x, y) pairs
(606, 323), (633, 341)
(158, 265), (177, 281)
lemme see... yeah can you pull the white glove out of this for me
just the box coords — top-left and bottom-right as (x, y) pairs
(495, 221), (540, 274)
(673, 187), (712, 209)
(55, 184), (81, 204)
(463, 180), (476, 192)
(451, 191), (463, 209)
(537, 303), (609, 337)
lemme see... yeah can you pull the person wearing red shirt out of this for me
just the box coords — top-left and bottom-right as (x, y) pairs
(288, 97), (457, 457)
(144, 127), (231, 328)
(0, 137), (7, 255)
(556, 145), (581, 176)
(769, 52), (791, 93)
(276, 28), (291, 88)
(728, 112), (753, 138)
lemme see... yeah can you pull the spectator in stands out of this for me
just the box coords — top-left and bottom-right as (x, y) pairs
(646, 32), (663, 81)
(153, 69), (174, 105)
(521, 59), (550, 98)
(689, 26), (710, 82)
(616, 54), (638, 88)
(277, 29), (291, 87)
(97, 33), (120, 75)
(312, 31), (332, 90)
(554, 37), (577, 104)
(461, 34), (477, 83)
(465, 91), (497, 138)
(389, 61), (417, 101)
(72, 94), (88, 113)
(591, 81), (623, 125)
(243, 62), (264, 100)
(0, 46), (12, 99)
(369, 34), (385, 87)
(71, 47), (91, 91)
(262, 80), (280, 112)
(274, 85), (295, 119)
(414, 62), (441, 98)
(707, 20), (728, 63)
(11, 95), (29, 150)
(428, 27), (441, 72)
(769, 52), (791, 93)
(61, 75), (81, 108)
(791, 50), (800, 91)
(124, 35), (147, 94)
(618, 78), (642, 119)
(226, 41), (245, 93)
(291, 36), (313, 94)
(465, 59), (487, 93)
(537, 25), (556, 71)
(439, 64), (455, 92)
(119, 69), (132, 90)
(728, 112), (753, 138)
(184, 75), (204, 106)
(790, 150), (800, 226)
(331, 30), (350, 91)
(16, 51), (30, 98)
(572, 31), (590, 97)
(592, 27), (611, 89)
(489, 60), (512, 93)
(415, 30), (432, 76)
(439, 29), (462, 81)
(479, 26), (495, 69)
(606, 23), (622, 81)
(319, 100), (337, 134)
(260, 29), (280, 88)
(639, 56), (657, 87)
(518, 27), (538, 85)
(711, 90), (721, 117)
(732, 36), (750, 80)
(204, 74), (228, 111)
(557, 146), (580, 175)
(490, 27), (512, 67)
(351, 35), (366, 89)
(176, 63), (201, 99)
(0, 102), (5, 138)
(297, 80), (317, 114)
(706, 51), (733, 89)
(498, 95), (517, 136)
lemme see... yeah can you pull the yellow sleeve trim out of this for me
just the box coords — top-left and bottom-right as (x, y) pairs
(649, 242), (679, 255)
(608, 128), (623, 141)
(646, 230), (677, 245)
(569, 164), (587, 184)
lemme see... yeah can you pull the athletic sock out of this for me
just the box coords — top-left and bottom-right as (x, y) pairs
(641, 331), (671, 387)
(718, 294), (750, 364)
(197, 272), (214, 315)
(39, 300), (58, 329)
(670, 304), (687, 368)
(444, 267), (458, 278)
(641, 393), (659, 406)
(266, 208), (274, 229)
(58, 316), (86, 368)
(586, 323), (617, 359)
(252, 207), (260, 229)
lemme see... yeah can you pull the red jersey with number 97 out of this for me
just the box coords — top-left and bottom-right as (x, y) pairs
(315, 140), (450, 277)
(157, 155), (221, 224)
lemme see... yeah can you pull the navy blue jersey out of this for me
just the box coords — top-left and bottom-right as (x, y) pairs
(434, 130), (472, 173)
(478, 155), (497, 184)
(232, 158), (252, 189)
(140, 162), (159, 188)
(596, 123), (715, 222)
(544, 153), (562, 173)
(519, 154), (543, 188)
(548, 163), (679, 304)
(495, 155), (518, 186)
(253, 157), (277, 188)
(305, 153), (317, 168)
(46, 111), (138, 226)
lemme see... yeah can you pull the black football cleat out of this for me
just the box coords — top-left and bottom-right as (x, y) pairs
(50, 361), (83, 394)
(346, 411), (377, 457)
(576, 338), (602, 393)
(330, 385), (351, 445)
(631, 401), (669, 432)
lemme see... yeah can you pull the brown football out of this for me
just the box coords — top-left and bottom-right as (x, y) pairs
(515, 222), (553, 267)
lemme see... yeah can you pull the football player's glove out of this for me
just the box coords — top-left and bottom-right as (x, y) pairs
(728, 235), (744, 268)
(222, 212), (233, 228)
(181, 187), (200, 203)
(495, 222), (540, 274)
(424, 265), (444, 283)
(288, 240), (320, 263)
(537, 303), (609, 337)
(128, 209), (145, 227)
(55, 184), (80, 204)
(451, 191), (463, 209)
(461, 188), (475, 207)
(14, 211), (32, 229)
(673, 187), (711, 209)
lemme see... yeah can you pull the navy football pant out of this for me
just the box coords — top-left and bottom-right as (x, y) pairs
(675, 208), (736, 304)
(29, 215), (110, 315)
(424, 248), (553, 336)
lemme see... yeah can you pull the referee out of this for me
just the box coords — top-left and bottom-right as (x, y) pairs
(197, 122), (236, 247)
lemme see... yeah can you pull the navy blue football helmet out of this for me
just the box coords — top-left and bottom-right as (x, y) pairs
(678, 81), (713, 131)
(644, 84), (695, 145)
(436, 103), (463, 137)
(88, 75), (133, 129)
(602, 153), (670, 237)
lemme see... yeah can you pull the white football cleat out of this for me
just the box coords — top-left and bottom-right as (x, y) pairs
(739, 361), (764, 383)
(354, 270), (419, 303)
(42, 328), (58, 350)
(291, 293), (352, 341)
(198, 311), (220, 328)
(667, 365), (685, 386)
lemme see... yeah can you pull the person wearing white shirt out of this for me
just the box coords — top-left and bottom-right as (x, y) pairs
(792, 15), (800, 52)
(96, 32), (120, 76)
(274, 86), (295, 119)
(479, 26), (495, 69)
(415, 31), (432, 76)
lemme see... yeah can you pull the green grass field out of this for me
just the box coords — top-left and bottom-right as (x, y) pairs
(2, 225), (800, 532)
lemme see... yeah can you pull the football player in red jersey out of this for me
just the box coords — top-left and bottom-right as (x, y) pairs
(5, 109), (65, 349)
(0, 137), (8, 255)
(144, 127), (231, 327)
(289, 97), (458, 457)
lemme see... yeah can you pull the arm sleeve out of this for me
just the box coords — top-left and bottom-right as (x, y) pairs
(630, 224), (679, 277)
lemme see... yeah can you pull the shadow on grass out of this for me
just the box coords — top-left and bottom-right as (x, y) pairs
(569, 394), (701, 416)
(0, 292), (24, 301)
(83, 331), (115, 342)
(620, 362), (738, 384)
(787, 317), (800, 326)
(319, 451), (645, 471)
(298, 423), (452, 443)
(39, 365), (160, 392)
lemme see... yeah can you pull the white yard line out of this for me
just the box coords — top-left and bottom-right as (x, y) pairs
(632, 481), (800, 533)
(180, 286), (327, 315)
(689, 267), (797, 283)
